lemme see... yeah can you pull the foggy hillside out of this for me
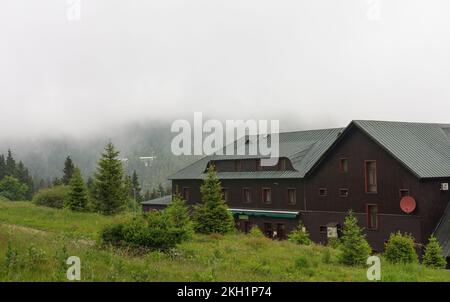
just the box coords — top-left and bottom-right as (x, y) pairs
(0, 121), (199, 192)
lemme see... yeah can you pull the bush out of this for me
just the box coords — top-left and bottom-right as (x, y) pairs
(164, 195), (193, 241)
(32, 186), (70, 209)
(422, 236), (447, 269)
(339, 211), (371, 266)
(0, 176), (28, 201)
(100, 210), (191, 251)
(384, 232), (418, 264)
(248, 226), (265, 238)
(288, 224), (312, 245)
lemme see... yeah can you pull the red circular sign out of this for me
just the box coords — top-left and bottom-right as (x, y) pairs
(400, 196), (416, 213)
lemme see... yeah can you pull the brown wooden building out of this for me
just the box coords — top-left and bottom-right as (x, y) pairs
(142, 120), (450, 260)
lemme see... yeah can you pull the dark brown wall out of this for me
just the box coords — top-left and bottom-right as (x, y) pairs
(305, 126), (450, 249)
(170, 126), (450, 251)
(173, 178), (305, 211)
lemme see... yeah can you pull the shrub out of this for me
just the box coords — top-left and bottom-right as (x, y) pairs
(0, 176), (28, 201)
(422, 236), (446, 269)
(32, 185), (70, 209)
(248, 225), (265, 238)
(288, 224), (312, 245)
(339, 210), (371, 266)
(164, 195), (193, 241)
(384, 232), (418, 264)
(100, 210), (190, 251)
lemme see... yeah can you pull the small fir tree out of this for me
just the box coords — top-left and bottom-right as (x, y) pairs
(193, 164), (235, 234)
(66, 168), (89, 211)
(339, 210), (371, 266)
(92, 143), (128, 215)
(288, 223), (312, 245)
(422, 235), (446, 269)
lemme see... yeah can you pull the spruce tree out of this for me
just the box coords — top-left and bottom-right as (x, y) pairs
(66, 168), (89, 211)
(339, 210), (372, 266)
(193, 164), (235, 234)
(62, 156), (75, 185)
(131, 170), (143, 202)
(0, 154), (5, 180)
(422, 236), (446, 269)
(92, 143), (127, 215)
(5, 149), (17, 178)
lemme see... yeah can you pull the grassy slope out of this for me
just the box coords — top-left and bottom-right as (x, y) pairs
(0, 200), (450, 281)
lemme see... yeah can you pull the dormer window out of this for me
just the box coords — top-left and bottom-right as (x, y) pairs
(278, 158), (287, 171)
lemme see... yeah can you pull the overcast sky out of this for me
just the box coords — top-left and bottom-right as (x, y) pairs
(1, 0), (450, 138)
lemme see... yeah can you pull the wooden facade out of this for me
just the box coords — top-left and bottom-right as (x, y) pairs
(147, 121), (450, 255)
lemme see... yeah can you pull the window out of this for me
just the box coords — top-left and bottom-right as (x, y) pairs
(339, 188), (349, 198)
(242, 188), (252, 203)
(222, 188), (230, 202)
(175, 185), (180, 194)
(278, 158), (287, 171)
(399, 189), (409, 198)
(262, 188), (272, 204)
(234, 160), (242, 172)
(264, 223), (273, 237)
(319, 188), (328, 197)
(367, 204), (378, 230)
(182, 187), (191, 202)
(339, 158), (349, 173)
(256, 159), (262, 171)
(365, 160), (377, 193)
(319, 226), (327, 234)
(287, 188), (296, 205)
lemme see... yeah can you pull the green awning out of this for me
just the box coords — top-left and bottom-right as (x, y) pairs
(230, 209), (298, 219)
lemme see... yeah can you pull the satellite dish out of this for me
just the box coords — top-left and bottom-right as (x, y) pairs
(400, 196), (416, 214)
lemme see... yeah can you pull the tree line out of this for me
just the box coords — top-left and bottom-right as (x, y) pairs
(0, 150), (34, 200)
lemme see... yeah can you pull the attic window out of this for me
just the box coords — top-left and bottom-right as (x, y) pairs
(262, 188), (272, 204)
(278, 158), (287, 170)
(242, 188), (252, 203)
(339, 158), (349, 173)
(365, 160), (377, 193)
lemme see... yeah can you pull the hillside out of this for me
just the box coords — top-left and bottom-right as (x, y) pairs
(0, 200), (450, 282)
(0, 121), (200, 193)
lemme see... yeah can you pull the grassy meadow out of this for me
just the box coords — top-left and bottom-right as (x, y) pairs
(0, 200), (450, 282)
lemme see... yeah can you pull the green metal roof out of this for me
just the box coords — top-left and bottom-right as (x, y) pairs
(169, 120), (450, 180)
(169, 127), (343, 180)
(352, 120), (450, 179)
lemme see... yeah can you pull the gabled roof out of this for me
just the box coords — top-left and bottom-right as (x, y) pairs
(352, 120), (450, 179)
(168, 127), (343, 180)
(169, 120), (450, 180)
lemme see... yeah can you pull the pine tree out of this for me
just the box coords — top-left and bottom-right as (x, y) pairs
(66, 168), (89, 211)
(62, 156), (75, 185)
(0, 154), (5, 180)
(422, 236), (446, 269)
(339, 210), (372, 266)
(193, 164), (235, 234)
(131, 170), (143, 202)
(16, 161), (34, 200)
(384, 232), (418, 264)
(52, 177), (63, 186)
(92, 143), (127, 215)
(5, 149), (17, 178)
(86, 176), (94, 192)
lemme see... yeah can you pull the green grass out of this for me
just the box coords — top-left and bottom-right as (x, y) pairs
(0, 200), (449, 281)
